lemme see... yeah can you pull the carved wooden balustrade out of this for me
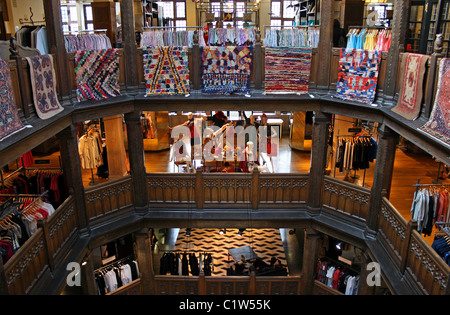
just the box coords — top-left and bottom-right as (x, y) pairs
(153, 274), (301, 295)
(84, 176), (134, 223)
(378, 198), (450, 295)
(322, 176), (371, 223)
(147, 172), (309, 210)
(3, 196), (77, 295)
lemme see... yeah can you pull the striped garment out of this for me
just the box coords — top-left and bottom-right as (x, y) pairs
(264, 47), (312, 94)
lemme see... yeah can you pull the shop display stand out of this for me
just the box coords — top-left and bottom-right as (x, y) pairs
(89, 168), (98, 186)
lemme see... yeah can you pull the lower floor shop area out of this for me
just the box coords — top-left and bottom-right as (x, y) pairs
(2, 111), (449, 295)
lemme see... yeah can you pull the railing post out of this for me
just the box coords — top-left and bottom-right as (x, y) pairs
(135, 228), (155, 294)
(383, 0), (410, 102)
(198, 270), (206, 295)
(252, 169), (259, 210)
(249, 270), (256, 294)
(120, 0), (139, 93)
(195, 167), (204, 210)
(56, 124), (90, 237)
(0, 256), (9, 295)
(9, 37), (30, 118)
(316, 0), (333, 91)
(253, 30), (262, 90)
(423, 35), (444, 119)
(300, 228), (320, 294)
(365, 124), (398, 239)
(124, 111), (148, 215)
(192, 31), (201, 90)
(308, 111), (332, 215)
(400, 219), (417, 275)
(43, 0), (72, 100)
(37, 218), (56, 272)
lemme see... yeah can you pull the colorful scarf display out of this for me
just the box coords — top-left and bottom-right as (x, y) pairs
(391, 53), (429, 120)
(143, 46), (190, 95)
(26, 54), (64, 120)
(419, 58), (450, 146)
(335, 48), (381, 104)
(200, 46), (253, 95)
(74, 49), (121, 102)
(0, 56), (25, 141)
(264, 47), (312, 94)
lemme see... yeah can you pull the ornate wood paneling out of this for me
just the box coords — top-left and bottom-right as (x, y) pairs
(84, 176), (133, 220)
(147, 173), (196, 205)
(406, 232), (449, 295)
(259, 174), (308, 207)
(4, 230), (49, 294)
(322, 176), (370, 221)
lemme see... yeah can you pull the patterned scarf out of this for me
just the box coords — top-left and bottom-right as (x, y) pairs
(0, 56), (25, 141)
(143, 46), (190, 95)
(74, 49), (121, 102)
(26, 54), (64, 120)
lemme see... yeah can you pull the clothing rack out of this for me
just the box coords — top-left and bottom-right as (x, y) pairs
(95, 255), (135, 274)
(411, 178), (450, 222)
(64, 29), (108, 35)
(262, 25), (320, 29)
(0, 190), (48, 213)
(143, 26), (203, 30)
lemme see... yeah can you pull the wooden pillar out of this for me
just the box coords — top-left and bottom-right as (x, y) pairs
(120, 0), (139, 92)
(124, 111), (148, 213)
(135, 228), (155, 294)
(192, 31), (201, 90)
(195, 167), (204, 210)
(252, 168), (259, 210)
(308, 111), (332, 214)
(43, 0), (72, 99)
(291, 112), (307, 151)
(80, 251), (97, 295)
(0, 257), (8, 295)
(424, 36), (444, 119)
(383, 0), (410, 101)
(104, 115), (128, 178)
(253, 30), (262, 90)
(300, 228), (320, 295)
(316, 0), (333, 90)
(365, 124), (398, 238)
(57, 125), (90, 237)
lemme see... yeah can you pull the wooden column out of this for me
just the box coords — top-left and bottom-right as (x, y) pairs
(300, 228), (320, 295)
(104, 115), (128, 178)
(0, 257), (8, 295)
(253, 30), (262, 90)
(192, 31), (201, 90)
(135, 228), (155, 294)
(365, 124), (398, 238)
(358, 251), (375, 295)
(383, 0), (410, 101)
(124, 111), (148, 213)
(80, 251), (97, 295)
(43, 0), (72, 99)
(57, 125), (90, 237)
(308, 111), (332, 213)
(120, 0), (139, 92)
(423, 36), (444, 119)
(316, 0), (333, 90)
(291, 111), (307, 151)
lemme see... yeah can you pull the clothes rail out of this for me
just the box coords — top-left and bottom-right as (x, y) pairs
(143, 26), (202, 30)
(95, 255), (135, 273)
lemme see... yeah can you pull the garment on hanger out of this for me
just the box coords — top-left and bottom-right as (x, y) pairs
(64, 33), (112, 53)
(316, 257), (359, 295)
(431, 231), (450, 266)
(95, 258), (139, 294)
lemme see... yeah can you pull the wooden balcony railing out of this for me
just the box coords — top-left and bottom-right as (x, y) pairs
(2, 174), (450, 295)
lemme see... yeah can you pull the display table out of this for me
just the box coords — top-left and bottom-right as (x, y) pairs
(228, 245), (259, 262)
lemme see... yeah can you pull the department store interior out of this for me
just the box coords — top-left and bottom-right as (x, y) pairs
(0, 0), (449, 296)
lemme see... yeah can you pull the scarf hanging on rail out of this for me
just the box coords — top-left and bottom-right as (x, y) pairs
(411, 187), (450, 236)
(74, 49), (121, 102)
(143, 46), (190, 95)
(140, 30), (197, 48)
(207, 28), (256, 46)
(200, 46), (253, 95)
(391, 53), (429, 121)
(264, 47), (312, 94)
(0, 56), (26, 142)
(263, 28), (319, 48)
(346, 28), (391, 51)
(25, 54), (64, 120)
(64, 33), (112, 53)
(335, 48), (381, 104)
(419, 58), (450, 147)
